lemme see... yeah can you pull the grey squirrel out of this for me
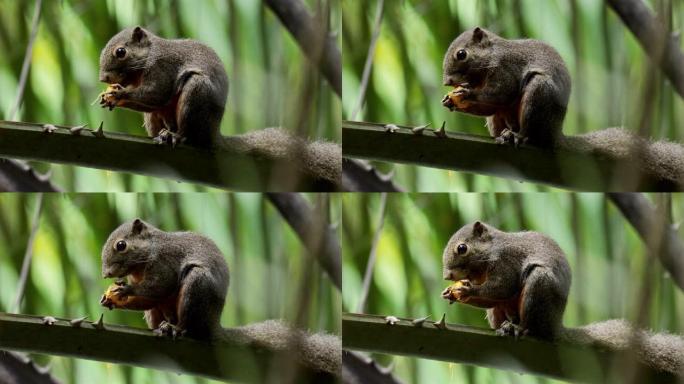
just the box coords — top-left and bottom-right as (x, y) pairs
(100, 218), (341, 379)
(441, 221), (684, 375)
(99, 27), (341, 189)
(442, 27), (684, 188)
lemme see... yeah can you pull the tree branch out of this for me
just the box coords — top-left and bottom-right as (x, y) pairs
(264, 0), (341, 97)
(0, 351), (60, 384)
(342, 313), (677, 383)
(266, 193), (341, 290)
(342, 120), (683, 191)
(607, 0), (684, 99)
(0, 121), (340, 192)
(0, 159), (59, 192)
(0, 312), (336, 383)
(342, 158), (404, 192)
(607, 193), (684, 292)
(342, 351), (404, 384)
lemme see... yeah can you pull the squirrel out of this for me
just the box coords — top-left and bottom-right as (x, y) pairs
(99, 218), (340, 379)
(442, 27), (684, 188)
(441, 221), (684, 375)
(99, 26), (228, 148)
(99, 27), (342, 189)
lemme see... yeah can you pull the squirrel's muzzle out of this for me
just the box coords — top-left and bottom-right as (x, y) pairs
(99, 71), (122, 84)
(443, 268), (467, 281)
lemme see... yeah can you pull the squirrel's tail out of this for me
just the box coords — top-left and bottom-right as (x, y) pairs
(558, 319), (684, 375)
(557, 128), (684, 189)
(221, 128), (342, 190)
(219, 319), (341, 380)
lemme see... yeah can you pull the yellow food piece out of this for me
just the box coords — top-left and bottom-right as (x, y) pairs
(94, 84), (122, 108)
(445, 86), (471, 109)
(100, 283), (130, 309)
(444, 280), (468, 302)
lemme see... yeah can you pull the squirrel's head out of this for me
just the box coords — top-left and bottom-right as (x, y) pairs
(99, 26), (152, 85)
(442, 221), (494, 281)
(443, 27), (495, 87)
(101, 218), (156, 278)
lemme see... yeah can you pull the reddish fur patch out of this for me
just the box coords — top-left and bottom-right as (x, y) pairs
(468, 270), (487, 285)
(128, 268), (144, 284)
(516, 284), (527, 321)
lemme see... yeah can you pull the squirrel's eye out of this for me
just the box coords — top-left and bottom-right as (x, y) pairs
(456, 243), (468, 255)
(456, 49), (467, 60)
(115, 240), (127, 252)
(115, 47), (126, 58)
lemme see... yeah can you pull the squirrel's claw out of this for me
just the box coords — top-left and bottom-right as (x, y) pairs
(496, 320), (526, 339)
(153, 129), (184, 147)
(154, 321), (185, 339)
(495, 128), (527, 147)
(495, 128), (515, 145)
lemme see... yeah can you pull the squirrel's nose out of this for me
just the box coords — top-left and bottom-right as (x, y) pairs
(99, 73), (111, 83)
(443, 270), (454, 281)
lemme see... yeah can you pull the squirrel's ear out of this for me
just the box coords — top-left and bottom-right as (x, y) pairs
(473, 221), (486, 237)
(472, 27), (487, 43)
(132, 26), (147, 43)
(132, 218), (146, 234)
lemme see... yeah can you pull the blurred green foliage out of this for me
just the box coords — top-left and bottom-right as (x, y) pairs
(342, 0), (684, 191)
(342, 193), (684, 383)
(0, 0), (340, 191)
(0, 192), (341, 383)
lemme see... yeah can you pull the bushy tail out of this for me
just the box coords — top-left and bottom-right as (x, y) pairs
(558, 128), (684, 189)
(222, 128), (342, 190)
(559, 319), (684, 375)
(220, 319), (341, 379)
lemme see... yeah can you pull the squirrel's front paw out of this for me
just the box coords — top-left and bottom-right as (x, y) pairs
(112, 283), (133, 299)
(100, 84), (124, 110)
(153, 129), (185, 147)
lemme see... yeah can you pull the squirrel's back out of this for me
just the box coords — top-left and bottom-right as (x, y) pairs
(150, 35), (229, 101)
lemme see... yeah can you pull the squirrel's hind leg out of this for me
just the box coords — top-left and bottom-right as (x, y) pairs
(518, 74), (567, 147)
(176, 74), (226, 149)
(518, 267), (567, 340)
(175, 266), (226, 340)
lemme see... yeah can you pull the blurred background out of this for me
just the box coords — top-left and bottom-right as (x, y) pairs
(0, 0), (340, 191)
(342, 0), (684, 191)
(0, 192), (341, 383)
(342, 192), (684, 383)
